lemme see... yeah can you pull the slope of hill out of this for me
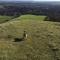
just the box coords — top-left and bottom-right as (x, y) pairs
(0, 15), (14, 23)
(0, 15), (60, 60)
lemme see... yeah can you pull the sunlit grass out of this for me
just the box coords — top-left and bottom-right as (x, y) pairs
(18, 15), (46, 21)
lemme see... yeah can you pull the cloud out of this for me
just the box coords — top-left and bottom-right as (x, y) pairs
(34, 0), (60, 1)
(0, 0), (33, 1)
(0, 0), (59, 1)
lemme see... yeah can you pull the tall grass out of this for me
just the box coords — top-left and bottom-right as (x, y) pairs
(0, 15), (60, 60)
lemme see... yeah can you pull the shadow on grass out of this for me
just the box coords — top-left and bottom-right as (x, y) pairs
(44, 16), (60, 22)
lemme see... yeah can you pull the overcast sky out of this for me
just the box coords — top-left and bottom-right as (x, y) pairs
(34, 0), (60, 1)
(0, 0), (60, 1)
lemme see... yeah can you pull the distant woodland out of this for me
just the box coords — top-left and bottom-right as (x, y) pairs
(0, 2), (60, 21)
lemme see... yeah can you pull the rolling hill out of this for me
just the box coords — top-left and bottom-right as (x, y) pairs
(0, 15), (60, 60)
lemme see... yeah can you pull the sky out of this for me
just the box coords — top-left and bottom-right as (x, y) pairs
(34, 0), (60, 1)
(0, 0), (60, 1)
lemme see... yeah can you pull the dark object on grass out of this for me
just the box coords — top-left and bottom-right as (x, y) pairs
(14, 31), (27, 42)
(14, 38), (24, 42)
(23, 31), (27, 39)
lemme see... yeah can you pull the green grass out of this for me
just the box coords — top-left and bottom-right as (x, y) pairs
(18, 15), (46, 21)
(0, 15), (60, 60)
(0, 15), (14, 23)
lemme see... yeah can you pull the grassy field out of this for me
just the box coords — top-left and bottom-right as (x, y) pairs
(18, 15), (46, 20)
(0, 15), (14, 23)
(0, 15), (60, 60)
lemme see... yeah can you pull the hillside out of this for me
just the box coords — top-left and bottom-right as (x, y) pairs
(0, 15), (14, 23)
(0, 15), (60, 60)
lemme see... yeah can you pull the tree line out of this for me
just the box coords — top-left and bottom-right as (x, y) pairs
(0, 3), (60, 21)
